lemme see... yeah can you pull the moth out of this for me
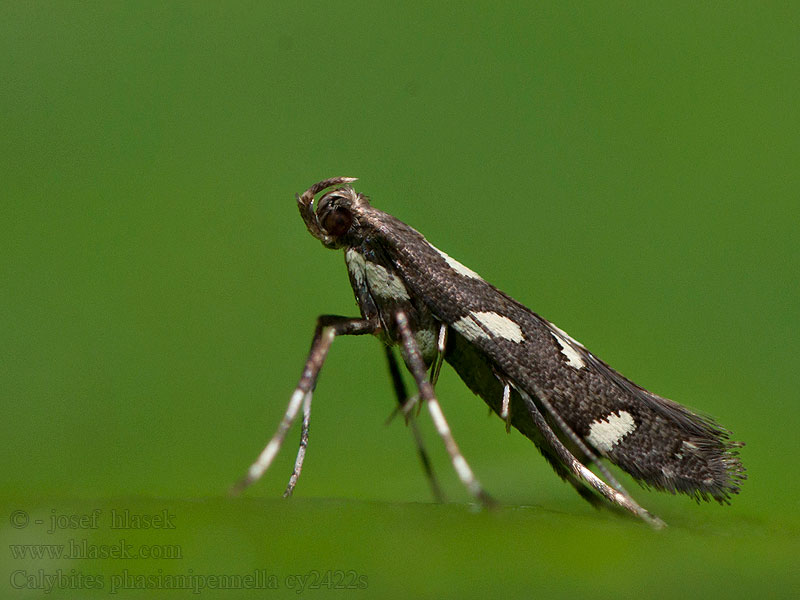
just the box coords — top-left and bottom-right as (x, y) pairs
(234, 177), (745, 527)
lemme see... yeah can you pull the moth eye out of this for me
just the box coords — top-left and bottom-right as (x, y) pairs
(320, 207), (353, 237)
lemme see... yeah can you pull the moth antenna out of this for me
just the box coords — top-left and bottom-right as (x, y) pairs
(298, 176), (358, 208)
(297, 177), (358, 245)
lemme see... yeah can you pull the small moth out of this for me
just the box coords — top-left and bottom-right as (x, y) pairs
(234, 177), (745, 527)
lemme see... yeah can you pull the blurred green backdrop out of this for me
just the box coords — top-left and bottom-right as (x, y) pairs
(2, 2), (798, 598)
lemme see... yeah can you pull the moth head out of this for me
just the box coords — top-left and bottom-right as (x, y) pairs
(297, 177), (369, 249)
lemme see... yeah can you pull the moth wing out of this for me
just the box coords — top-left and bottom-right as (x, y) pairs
(374, 225), (744, 502)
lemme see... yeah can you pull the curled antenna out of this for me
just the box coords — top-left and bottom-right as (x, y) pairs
(298, 177), (358, 207)
(296, 177), (358, 244)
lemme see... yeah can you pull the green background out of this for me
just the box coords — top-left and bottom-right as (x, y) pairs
(2, 2), (798, 598)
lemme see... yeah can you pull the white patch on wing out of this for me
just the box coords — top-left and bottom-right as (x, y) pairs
(471, 311), (524, 343)
(453, 311), (524, 343)
(586, 411), (636, 454)
(549, 323), (585, 369)
(452, 315), (488, 342)
(553, 334), (585, 369)
(365, 261), (410, 301)
(345, 248), (366, 287)
(550, 323), (585, 348)
(429, 244), (483, 280)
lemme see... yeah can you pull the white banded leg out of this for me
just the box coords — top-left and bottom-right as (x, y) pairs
(533, 390), (630, 496)
(396, 323), (446, 419)
(385, 346), (445, 503)
(515, 386), (665, 528)
(282, 390), (313, 497)
(429, 323), (447, 386)
(391, 323), (445, 419)
(500, 381), (511, 433)
(395, 311), (494, 507)
(231, 315), (378, 495)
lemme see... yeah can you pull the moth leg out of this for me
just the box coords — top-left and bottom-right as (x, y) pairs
(393, 321), (446, 419)
(500, 381), (512, 433)
(416, 323), (446, 421)
(231, 315), (378, 495)
(385, 347), (445, 503)
(534, 392), (630, 496)
(516, 387), (665, 528)
(429, 323), (447, 386)
(395, 311), (495, 507)
(282, 390), (313, 498)
(400, 395), (420, 418)
(383, 393), (419, 422)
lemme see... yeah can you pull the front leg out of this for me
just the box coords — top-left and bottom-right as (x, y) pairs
(231, 315), (378, 495)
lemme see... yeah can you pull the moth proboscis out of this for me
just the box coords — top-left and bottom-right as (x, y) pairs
(232, 177), (745, 528)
